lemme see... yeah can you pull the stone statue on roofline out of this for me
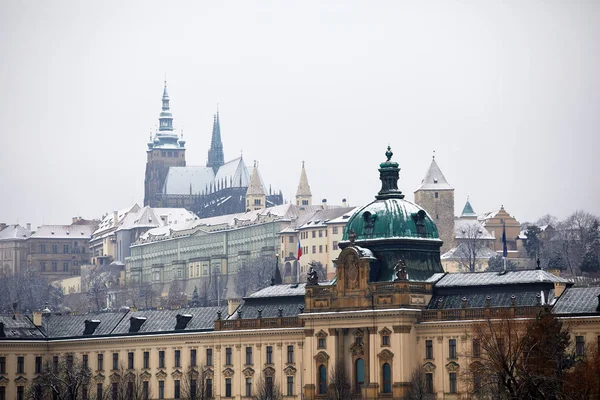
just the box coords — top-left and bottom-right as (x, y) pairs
(393, 259), (408, 281)
(307, 266), (319, 286)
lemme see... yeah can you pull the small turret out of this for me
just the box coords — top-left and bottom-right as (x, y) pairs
(245, 161), (266, 211)
(295, 161), (312, 207)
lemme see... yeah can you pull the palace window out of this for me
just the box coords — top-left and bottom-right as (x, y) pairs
(52, 245), (58, 254)
(382, 334), (390, 347)
(449, 339), (457, 359)
(266, 346), (273, 364)
(312, 245), (316, 254)
(143, 352), (149, 369)
(17, 356), (24, 373)
(425, 373), (434, 394)
(52, 262), (57, 272)
(289, 236), (294, 243)
(472, 339), (480, 358)
(333, 241), (338, 250)
(576, 336), (585, 357)
(425, 340), (433, 359)
(97, 354), (103, 371)
(0, 357), (5, 373)
(17, 386), (23, 400)
(435, 192), (439, 198)
(355, 358), (365, 393)
(382, 363), (392, 394)
(174, 380), (180, 399)
(143, 382), (149, 400)
(312, 231), (316, 238)
(319, 245), (323, 253)
(206, 379), (213, 398)
(159, 351), (165, 368)
(63, 244), (69, 253)
(245, 378), (252, 397)
(158, 381), (164, 399)
(287, 376), (294, 396)
(206, 348), (213, 366)
(246, 347), (253, 365)
(63, 262), (69, 272)
(112, 353), (119, 370)
(225, 378), (232, 397)
(96, 383), (103, 400)
(225, 347), (232, 365)
(40, 244), (46, 254)
(40, 262), (46, 272)
(190, 349), (197, 367)
(174, 350), (181, 367)
(35, 356), (42, 373)
(449, 372), (457, 393)
(318, 337), (326, 349)
(318, 365), (327, 394)
(319, 230), (323, 237)
(83, 354), (88, 369)
(287, 345), (294, 363)
(128, 352), (134, 369)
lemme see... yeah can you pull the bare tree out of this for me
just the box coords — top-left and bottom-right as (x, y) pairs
(0, 269), (63, 313)
(28, 353), (92, 400)
(85, 267), (117, 311)
(182, 365), (213, 400)
(234, 255), (274, 297)
(108, 365), (151, 400)
(254, 373), (283, 400)
(139, 282), (157, 309)
(326, 362), (352, 400)
(168, 280), (187, 307)
(404, 367), (434, 400)
(455, 222), (487, 272)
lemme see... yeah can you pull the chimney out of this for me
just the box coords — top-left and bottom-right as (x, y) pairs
(321, 199), (327, 209)
(26, 223), (31, 231)
(342, 198), (347, 207)
(113, 211), (119, 226)
(83, 319), (101, 335)
(33, 311), (43, 327)
(0, 323), (4, 338)
(72, 217), (80, 224)
(228, 298), (242, 315)
(128, 316), (147, 333)
(175, 314), (193, 330)
(554, 282), (566, 298)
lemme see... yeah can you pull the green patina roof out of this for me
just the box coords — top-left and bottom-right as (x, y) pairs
(342, 198), (439, 241)
(461, 199), (476, 217)
(342, 146), (440, 242)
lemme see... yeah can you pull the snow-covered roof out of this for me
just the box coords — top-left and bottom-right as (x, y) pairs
(117, 206), (197, 231)
(434, 269), (569, 288)
(441, 243), (499, 260)
(31, 225), (95, 240)
(454, 219), (495, 240)
(415, 158), (453, 191)
(0, 224), (31, 241)
(297, 207), (354, 229)
(93, 204), (140, 236)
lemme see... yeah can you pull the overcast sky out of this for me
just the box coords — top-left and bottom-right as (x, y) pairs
(1, 1), (599, 229)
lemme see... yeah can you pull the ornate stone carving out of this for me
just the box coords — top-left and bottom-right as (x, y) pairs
(242, 367), (255, 377)
(155, 370), (167, 379)
(171, 369), (183, 379)
(263, 366), (276, 378)
(14, 376), (28, 385)
(347, 262), (359, 289)
(93, 373), (105, 383)
(283, 366), (297, 376)
(314, 351), (330, 363)
(393, 259), (407, 281)
(304, 329), (315, 337)
(0, 376), (9, 386)
(436, 336), (443, 343)
(109, 372), (121, 383)
(203, 367), (214, 378)
(349, 342), (364, 357)
(222, 367), (235, 378)
(307, 266), (319, 286)
(446, 361), (460, 373)
(422, 362), (436, 373)
(140, 371), (152, 381)
(378, 349), (394, 361)
(315, 329), (328, 338)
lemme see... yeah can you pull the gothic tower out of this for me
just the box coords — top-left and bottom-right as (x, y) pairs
(245, 161), (266, 211)
(144, 81), (186, 207)
(206, 110), (224, 173)
(414, 155), (455, 253)
(295, 162), (312, 207)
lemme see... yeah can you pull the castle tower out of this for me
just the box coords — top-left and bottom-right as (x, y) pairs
(144, 81), (186, 207)
(295, 162), (312, 207)
(460, 197), (477, 220)
(414, 155), (454, 253)
(207, 110), (224, 173)
(245, 161), (266, 211)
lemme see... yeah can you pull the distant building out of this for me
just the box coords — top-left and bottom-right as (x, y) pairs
(27, 223), (97, 281)
(478, 205), (522, 258)
(89, 204), (141, 266)
(0, 224), (31, 275)
(143, 82), (283, 217)
(414, 155), (455, 253)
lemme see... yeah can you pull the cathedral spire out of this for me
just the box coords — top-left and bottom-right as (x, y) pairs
(207, 109), (225, 173)
(158, 80), (174, 132)
(295, 162), (312, 207)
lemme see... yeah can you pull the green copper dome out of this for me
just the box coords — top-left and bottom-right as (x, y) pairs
(339, 146), (443, 282)
(342, 146), (439, 241)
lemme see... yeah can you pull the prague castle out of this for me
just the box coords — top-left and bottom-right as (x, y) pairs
(143, 83), (283, 218)
(2, 147), (598, 400)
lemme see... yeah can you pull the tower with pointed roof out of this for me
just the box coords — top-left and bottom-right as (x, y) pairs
(207, 110), (224, 173)
(144, 82), (187, 207)
(460, 197), (477, 220)
(245, 161), (266, 211)
(414, 155), (455, 253)
(295, 162), (312, 207)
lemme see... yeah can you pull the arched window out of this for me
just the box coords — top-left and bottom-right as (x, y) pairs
(382, 363), (391, 393)
(318, 365), (327, 394)
(355, 358), (365, 393)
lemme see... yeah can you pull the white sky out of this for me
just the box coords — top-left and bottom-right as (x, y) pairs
(1, 1), (599, 228)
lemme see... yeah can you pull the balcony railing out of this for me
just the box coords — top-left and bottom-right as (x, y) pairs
(215, 316), (303, 331)
(421, 306), (546, 322)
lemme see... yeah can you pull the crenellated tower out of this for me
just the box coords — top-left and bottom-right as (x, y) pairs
(207, 110), (224, 173)
(144, 81), (186, 207)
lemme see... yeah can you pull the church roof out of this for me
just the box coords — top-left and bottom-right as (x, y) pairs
(163, 166), (215, 195)
(415, 158), (453, 191)
(296, 163), (312, 197)
(245, 162), (266, 196)
(214, 157), (251, 188)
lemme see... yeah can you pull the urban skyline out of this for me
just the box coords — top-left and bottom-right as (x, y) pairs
(1, 1), (599, 229)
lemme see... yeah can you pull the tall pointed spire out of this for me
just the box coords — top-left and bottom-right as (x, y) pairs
(158, 80), (174, 132)
(295, 161), (312, 206)
(416, 156), (453, 191)
(207, 109), (225, 173)
(246, 161), (266, 211)
(461, 197), (477, 218)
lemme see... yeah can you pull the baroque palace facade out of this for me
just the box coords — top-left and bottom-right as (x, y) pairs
(2, 147), (600, 400)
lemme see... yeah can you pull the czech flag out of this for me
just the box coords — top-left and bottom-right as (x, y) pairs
(297, 239), (302, 260)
